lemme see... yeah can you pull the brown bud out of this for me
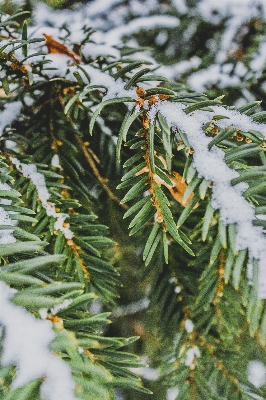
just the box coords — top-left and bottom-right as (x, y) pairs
(156, 214), (163, 223)
(63, 86), (75, 95)
(142, 114), (150, 129)
(254, 19), (261, 30)
(158, 94), (170, 100)
(135, 97), (145, 108)
(185, 147), (194, 154)
(20, 64), (28, 73)
(148, 95), (158, 105)
(236, 132), (244, 141)
(136, 86), (146, 98)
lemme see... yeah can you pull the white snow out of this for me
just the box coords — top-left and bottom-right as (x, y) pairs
(184, 319), (194, 333)
(30, 1), (179, 60)
(50, 299), (73, 315)
(251, 42), (266, 72)
(39, 308), (49, 320)
(248, 360), (266, 388)
(188, 64), (241, 92)
(82, 43), (120, 60)
(0, 206), (16, 245)
(159, 57), (201, 82)
(98, 15), (179, 47)
(0, 182), (16, 245)
(0, 102), (22, 136)
(185, 346), (200, 366)
(43, 54), (71, 78)
(198, 0), (265, 23)
(155, 31), (168, 47)
(10, 158), (74, 239)
(84, 0), (123, 17)
(172, 0), (187, 14)
(51, 154), (62, 169)
(167, 387), (179, 400)
(129, 365), (159, 381)
(66, 64), (135, 101)
(0, 281), (76, 400)
(146, 100), (266, 298)
(8, 0), (266, 95)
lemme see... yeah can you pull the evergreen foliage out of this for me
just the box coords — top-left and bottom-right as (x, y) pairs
(1, 1), (266, 399)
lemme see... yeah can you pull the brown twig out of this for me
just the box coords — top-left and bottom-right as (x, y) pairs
(57, 90), (128, 210)
(75, 135), (128, 210)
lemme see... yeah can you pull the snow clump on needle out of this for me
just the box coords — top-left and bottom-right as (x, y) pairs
(10, 158), (74, 239)
(0, 281), (77, 400)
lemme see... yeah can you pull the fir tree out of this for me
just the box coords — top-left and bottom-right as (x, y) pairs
(1, 1), (266, 399)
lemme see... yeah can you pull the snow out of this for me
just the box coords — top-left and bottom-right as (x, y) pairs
(51, 154), (61, 169)
(188, 64), (241, 92)
(172, 0), (187, 14)
(147, 100), (266, 297)
(251, 42), (266, 72)
(198, 0), (265, 23)
(98, 15), (179, 47)
(43, 54), (71, 78)
(167, 387), (179, 400)
(8, 0), (266, 87)
(50, 299), (73, 315)
(9, 0), (266, 110)
(159, 57), (201, 81)
(32, 4), (85, 44)
(0, 102), (22, 136)
(84, 0), (123, 17)
(31, 1), (179, 53)
(82, 43), (120, 60)
(66, 64), (135, 101)
(39, 308), (49, 320)
(185, 346), (200, 366)
(38, 53), (135, 101)
(0, 182), (11, 191)
(0, 206), (16, 245)
(129, 365), (159, 381)
(155, 31), (169, 47)
(112, 298), (150, 318)
(248, 360), (266, 388)
(0, 281), (76, 400)
(184, 319), (194, 333)
(188, 0), (266, 90)
(10, 158), (74, 239)
(0, 182), (16, 245)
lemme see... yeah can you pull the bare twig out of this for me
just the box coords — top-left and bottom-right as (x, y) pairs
(75, 135), (128, 210)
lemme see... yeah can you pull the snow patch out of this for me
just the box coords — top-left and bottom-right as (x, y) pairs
(0, 281), (76, 400)
(10, 158), (74, 239)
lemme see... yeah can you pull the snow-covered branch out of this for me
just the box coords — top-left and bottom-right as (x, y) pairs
(0, 281), (76, 400)
(10, 158), (74, 239)
(149, 100), (266, 297)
